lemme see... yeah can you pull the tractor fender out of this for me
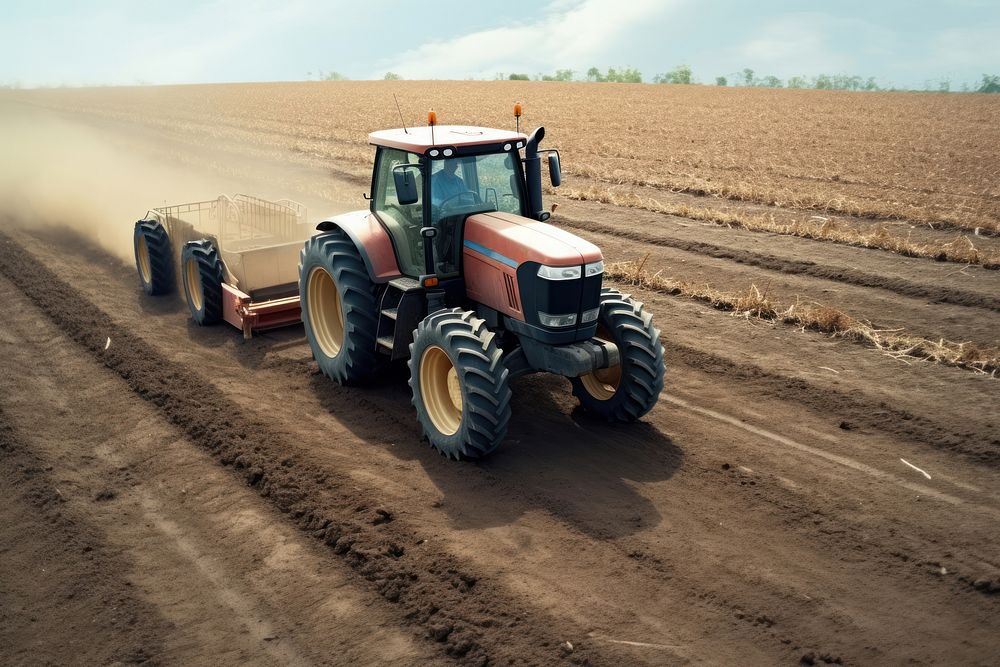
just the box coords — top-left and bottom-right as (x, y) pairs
(315, 210), (402, 283)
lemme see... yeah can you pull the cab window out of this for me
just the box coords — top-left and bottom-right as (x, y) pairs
(471, 152), (525, 215)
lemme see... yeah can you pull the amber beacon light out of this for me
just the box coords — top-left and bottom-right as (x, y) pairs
(427, 109), (437, 144)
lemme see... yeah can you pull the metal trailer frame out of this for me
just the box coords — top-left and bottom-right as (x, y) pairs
(146, 194), (309, 338)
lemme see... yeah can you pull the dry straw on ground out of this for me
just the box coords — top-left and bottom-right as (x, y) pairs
(566, 187), (1000, 268)
(607, 258), (999, 376)
(568, 163), (1000, 236)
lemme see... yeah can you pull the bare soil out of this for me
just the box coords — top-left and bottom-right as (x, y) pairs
(1, 94), (999, 666)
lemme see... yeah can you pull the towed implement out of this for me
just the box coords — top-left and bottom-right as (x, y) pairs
(133, 106), (665, 459)
(133, 194), (309, 338)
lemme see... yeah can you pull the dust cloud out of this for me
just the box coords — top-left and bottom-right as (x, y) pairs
(2, 105), (195, 261)
(0, 103), (283, 263)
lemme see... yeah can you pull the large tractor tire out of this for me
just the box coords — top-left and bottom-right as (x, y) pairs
(181, 240), (224, 325)
(133, 219), (173, 296)
(300, 229), (379, 385)
(571, 287), (665, 422)
(408, 308), (511, 460)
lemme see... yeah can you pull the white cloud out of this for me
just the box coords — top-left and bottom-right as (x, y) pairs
(728, 13), (900, 80)
(0, 0), (321, 86)
(111, 0), (316, 84)
(375, 0), (679, 79)
(929, 26), (1000, 69)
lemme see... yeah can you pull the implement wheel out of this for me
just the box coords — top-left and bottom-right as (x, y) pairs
(299, 229), (379, 385)
(571, 287), (664, 421)
(133, 219), (173, 295)
(181, 240), (224, 325)
(408, 308), (511, 460)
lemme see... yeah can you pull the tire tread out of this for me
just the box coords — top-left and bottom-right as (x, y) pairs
(133, 219), (174, 296)
(299, 229), (379, 385)
(571, 287), (665, 421)
(182, 240), (224, 325)
(408, 308), (512, 460)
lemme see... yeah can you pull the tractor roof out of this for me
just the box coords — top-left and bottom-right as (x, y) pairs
(369, 125), (528, 155)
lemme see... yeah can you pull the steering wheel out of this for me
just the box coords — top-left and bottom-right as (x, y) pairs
(439, 190), (482, 209)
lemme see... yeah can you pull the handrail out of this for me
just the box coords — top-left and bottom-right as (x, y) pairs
(148, 194), (308, 243)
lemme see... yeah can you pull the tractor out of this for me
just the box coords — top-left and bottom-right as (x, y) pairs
(299, 109), (665, 458)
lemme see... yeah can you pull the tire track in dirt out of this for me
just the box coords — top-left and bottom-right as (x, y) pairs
(0, 276), (448, 667)
(0, 231), (618, 667)
(555, 214), (1000, 312)
(0, 409), (171, 666)
(668, 341), (1000, 467)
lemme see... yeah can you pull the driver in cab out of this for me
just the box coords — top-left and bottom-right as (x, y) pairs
(432, 159), (467, 206)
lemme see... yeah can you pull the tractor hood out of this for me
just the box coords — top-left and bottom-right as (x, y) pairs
(462, 212), (602, 269)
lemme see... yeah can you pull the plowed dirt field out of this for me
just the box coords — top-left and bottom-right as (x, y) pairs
(1, 84), (998, 666)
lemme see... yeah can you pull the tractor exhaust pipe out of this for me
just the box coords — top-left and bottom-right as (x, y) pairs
(524, 126), (546, 221)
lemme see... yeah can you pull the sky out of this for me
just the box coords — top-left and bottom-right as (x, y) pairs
(1, 0), (998, 89)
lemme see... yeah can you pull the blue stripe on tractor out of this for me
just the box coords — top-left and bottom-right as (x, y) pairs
(463, 239), (519, 268)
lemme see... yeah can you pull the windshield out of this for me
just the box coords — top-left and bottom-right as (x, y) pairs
(430, 152), (524, 220)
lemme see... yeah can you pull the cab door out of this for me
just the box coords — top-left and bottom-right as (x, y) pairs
(371, 147), (427, 276)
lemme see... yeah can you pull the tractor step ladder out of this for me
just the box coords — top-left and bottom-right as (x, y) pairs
(376, 277), (424, 360)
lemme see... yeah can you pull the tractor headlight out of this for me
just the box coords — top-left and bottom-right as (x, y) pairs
(585, 260), (604, 277)
(537, 264), (581, 281)
(581, 307), (600, 323)
(538, 311), (578, 327)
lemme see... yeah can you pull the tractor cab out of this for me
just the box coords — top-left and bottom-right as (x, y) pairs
(367, 125), (532, 279)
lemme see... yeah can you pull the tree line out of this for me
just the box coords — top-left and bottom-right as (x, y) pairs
(300, 67), (999, 93)
(493, 67), (1000, 93)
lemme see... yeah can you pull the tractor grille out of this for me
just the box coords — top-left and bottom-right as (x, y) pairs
(503, 273), (519, 310)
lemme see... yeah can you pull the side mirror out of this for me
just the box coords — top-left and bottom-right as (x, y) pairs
(393, 166), (419, 205)
(547, 152), (562, 187)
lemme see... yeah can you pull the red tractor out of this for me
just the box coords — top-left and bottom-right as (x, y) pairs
(299, 111), (665, 458)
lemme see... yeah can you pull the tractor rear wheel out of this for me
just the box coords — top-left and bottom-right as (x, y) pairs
(133, 219), (173, 295)
(408, 308), (511, 459)
(181, 240), (224, 325)
(571, 287), (664, 421)
(300, 229), (379, 385)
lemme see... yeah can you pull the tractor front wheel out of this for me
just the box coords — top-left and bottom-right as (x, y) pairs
(133, 219), (173, 295)
(299, 229), (379, 385)
(571, 287), (665, 421)
(408, 308), (511, 459)
(181, 240), (224, 325)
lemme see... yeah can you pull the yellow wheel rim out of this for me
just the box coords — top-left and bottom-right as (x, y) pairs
(137, 236), (152, 283)
(307, 266), (344, 358)
(185, 256), (203, 311)
(420, 345), (463, 436)
(580, 324), (621, 401)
